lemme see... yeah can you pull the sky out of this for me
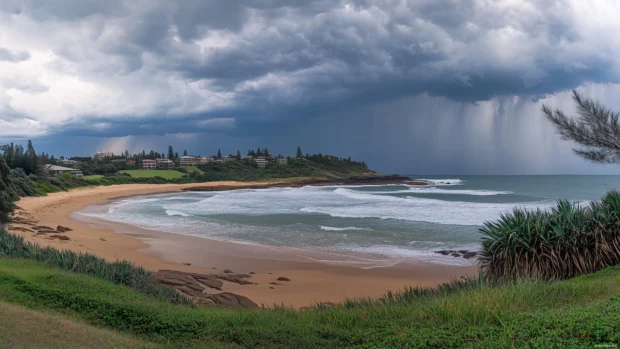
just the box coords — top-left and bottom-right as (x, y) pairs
(1, 0), (620, 174)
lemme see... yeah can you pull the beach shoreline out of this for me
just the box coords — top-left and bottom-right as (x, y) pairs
(8, 182), (477, 308)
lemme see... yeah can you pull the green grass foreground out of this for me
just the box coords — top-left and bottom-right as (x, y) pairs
(0, 258), (618, 348)
(119, 169), (187, 179)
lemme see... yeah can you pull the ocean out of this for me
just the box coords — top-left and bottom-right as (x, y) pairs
(78, 176), (620, 268)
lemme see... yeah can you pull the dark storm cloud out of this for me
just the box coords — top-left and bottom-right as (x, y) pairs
(1, 0), (619, 148)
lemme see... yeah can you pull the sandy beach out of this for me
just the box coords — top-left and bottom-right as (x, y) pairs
(9, 183), (478, 308)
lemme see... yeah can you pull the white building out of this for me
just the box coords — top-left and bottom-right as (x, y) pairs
(200, 156), (214, 164)
(141, 159), (156, 169)
(57, 159), (78, 166)
(277, 157), (288, 165)
(42, 165), (83, 177)
(180, 156), (197, 166)
(94, 151), (114, 160)
(254, 157), (267, 168)
(155, 158), (174, 169)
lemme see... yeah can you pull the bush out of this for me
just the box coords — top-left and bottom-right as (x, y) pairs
(479, 190), (620, 281)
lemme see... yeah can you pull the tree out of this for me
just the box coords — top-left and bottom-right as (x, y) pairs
(183, 149), (188, 156)
(168, 146), (174, 159)
(217, 149), (222, 158)
(264, 148), (270, 157)
(0, 156), (14, 223)
(236, 150), (241, 159)
(24, 140), (38, 175)
(256, 148), (262, 157)
(296, 146), (303, 158)
(543, 90), (620, 163)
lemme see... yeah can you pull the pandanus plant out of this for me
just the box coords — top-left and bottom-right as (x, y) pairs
(479, 190), (620, 281)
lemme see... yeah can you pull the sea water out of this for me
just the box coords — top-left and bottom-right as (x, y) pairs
(78, 176), (620, 267)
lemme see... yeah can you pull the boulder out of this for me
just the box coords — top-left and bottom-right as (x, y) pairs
(33, 225), (55, 231)
(49, 235), (70, 241)
(223, 269), (233, 273)
(205, 292), (257, 308)
(463, 252), (477, 259)
(193, 277), (223, 291)
(56, 225), (73, 232)
(277, 277), (291, 281)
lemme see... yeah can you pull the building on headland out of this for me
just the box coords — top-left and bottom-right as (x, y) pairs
(155, 158), (174, 169)
(57, 159), (79, 166)
(94, 151), (114, 160)
(126, 160), (136, 167)
(277, 157), (288, 165)
(42, 164), (83, 177)
(141, 159), (156, 169)
(254, 157), (267, 168)
(180, 156), (197, 166)
(199, 156), (214, 164)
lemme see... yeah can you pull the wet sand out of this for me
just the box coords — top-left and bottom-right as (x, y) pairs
(10, 183), (477, 308)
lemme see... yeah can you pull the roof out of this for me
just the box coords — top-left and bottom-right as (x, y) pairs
(43, 164), (79, 171)
(142, 159), (156, 163)
(181, 156), (196, 159)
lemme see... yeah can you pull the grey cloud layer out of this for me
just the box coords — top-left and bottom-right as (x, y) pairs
(0, 0), (619, 144)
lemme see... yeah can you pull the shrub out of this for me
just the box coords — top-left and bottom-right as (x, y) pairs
(479, 190), (620, 281)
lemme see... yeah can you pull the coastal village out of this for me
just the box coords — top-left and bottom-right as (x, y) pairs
(39, 149), (290, 178)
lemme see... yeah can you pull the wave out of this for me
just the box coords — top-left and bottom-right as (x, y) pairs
(417, 178), (463, 186)
(407, 187), (512, 196)
(304, 188), (554, 225)
(320, 226), (367, 232)
(363, 187), (512, 196)
(165, 209), (191, 217)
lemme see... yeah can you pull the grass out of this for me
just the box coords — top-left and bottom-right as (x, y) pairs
(0, 257), (618, 348)
(0, 227), (191, 305)
(183, 166), (204, 174)
(119, 170), (186, 179)
(480, 190), (620, 281)
(0, 300), (159, 349)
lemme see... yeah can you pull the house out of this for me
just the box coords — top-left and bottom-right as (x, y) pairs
(141, 159), (156, 169)
(57, 159), (78, 166)
(199, 156), (214, 164)
(277, 157), (288, 165)
(94, 151), (114, 160)
(155, 158), (174, 169)
(111, 159), (126, 164)
(126, 160), (136, 166)
(254, 157), (267, 168)
(180, 156), (197, 166)
(42, 165), (83, 177)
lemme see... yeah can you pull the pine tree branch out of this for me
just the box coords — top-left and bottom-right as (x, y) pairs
(543, 90), (620, 164)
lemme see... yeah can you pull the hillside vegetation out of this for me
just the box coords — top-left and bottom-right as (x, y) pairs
(0, 257), (617, 348)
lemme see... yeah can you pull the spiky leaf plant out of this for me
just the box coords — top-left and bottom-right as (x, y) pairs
(479, 190), (620, 281)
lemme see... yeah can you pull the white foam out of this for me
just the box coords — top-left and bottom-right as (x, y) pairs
(417, 178), (464, 186)
(165, 209), (191, 217)
(299, 188), (554, 226)
(320, 226), (367, 232)
(359, 187), (511, 196)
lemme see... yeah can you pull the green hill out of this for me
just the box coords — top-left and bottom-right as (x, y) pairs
(0, 256), (618, 348)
